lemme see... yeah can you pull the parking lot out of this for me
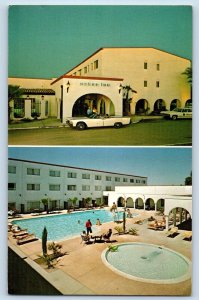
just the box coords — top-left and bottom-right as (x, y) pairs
(8, 119), (192, 146)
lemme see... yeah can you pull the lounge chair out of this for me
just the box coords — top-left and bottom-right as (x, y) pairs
(183, 231), (192, 241)
(102, 229), (112, 242)
(167, 226), (178, 238)
(148, 221), (164, 231)
(13, 230), (29, 238)
(17, 234), (38, 245)
(80, 234), (95, 245)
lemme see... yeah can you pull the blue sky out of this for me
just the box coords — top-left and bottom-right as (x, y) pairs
(8, 5), (192, 78)
(8, 147), (192, 185)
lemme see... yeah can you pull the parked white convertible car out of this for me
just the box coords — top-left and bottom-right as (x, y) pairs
(66, 116), (131, 130)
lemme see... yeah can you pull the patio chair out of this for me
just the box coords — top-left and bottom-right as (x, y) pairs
(17, 234), (38, 245)
(102, 229), (112, 242)
(80, 234), (95, 245)
(167, 226), (179, 238)
(183, 231), (192, 241)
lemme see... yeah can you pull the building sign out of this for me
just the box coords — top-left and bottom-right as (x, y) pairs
(80, 82), (111, 87)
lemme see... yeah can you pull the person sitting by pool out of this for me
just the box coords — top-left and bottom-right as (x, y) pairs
(126, 208), (133, 218)
(96, 218), (102, 226)
(81, 230), (95, 244)
(102, 229), (112, 242)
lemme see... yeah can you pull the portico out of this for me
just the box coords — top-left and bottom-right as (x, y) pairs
(51, 75), (124, 123)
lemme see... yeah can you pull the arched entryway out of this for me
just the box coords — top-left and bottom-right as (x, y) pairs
(135, 99), (149, 115)
(135, 197), (144, 209)
(72, 93), (115, 117)
(168, 207), (192, 230)
(145, 198), (155, 210)
(126, 197), (134, 208)
(185, 99), (192, 107)
(153, 99), (166, 113)
(170, 99), (181, 110)
(117, 197), (125, 207)
(156, 198), (165, 213)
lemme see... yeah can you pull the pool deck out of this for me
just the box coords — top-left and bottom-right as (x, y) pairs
(8, 209), (192, 295)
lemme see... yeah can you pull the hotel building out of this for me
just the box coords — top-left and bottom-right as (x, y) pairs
(8, 47), (191, 122)
(8, 158), (147, 213)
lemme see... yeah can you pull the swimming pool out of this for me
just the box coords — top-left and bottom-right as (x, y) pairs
(12, 209), (135, 241)
(102, 242), (192, 284)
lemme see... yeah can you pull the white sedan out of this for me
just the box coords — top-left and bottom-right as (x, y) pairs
(161, 107), (192, 120)
(66, 116), (131, 130)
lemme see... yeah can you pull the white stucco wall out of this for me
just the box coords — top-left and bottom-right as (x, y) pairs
(66, 47), (191, 112)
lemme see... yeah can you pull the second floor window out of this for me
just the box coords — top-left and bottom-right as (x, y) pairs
(94, 60), (99, 69)
(156, 81), (160, 88)
(106, 176), (111, 181)
(130, 179), (134, 183)
(144, 81), (147, 87)
(144, 62), (148, 69)
(95, 175), (101, 180)
(27, 184), (40, 191)
(115, 177), (120, 182)
(67, 185), (76, 191)
(123, 178), (128, 182)
(27, 168), (40, 176)
(82, 185), (90, 191)
(8, 183), (16, 190)
(49, 184), (60, 191)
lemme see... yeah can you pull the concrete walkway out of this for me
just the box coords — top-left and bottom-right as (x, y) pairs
(8, 209), (192, 295)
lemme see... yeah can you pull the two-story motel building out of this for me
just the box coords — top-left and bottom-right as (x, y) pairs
(8, 158), (147, 213)
(8, 47), (191, 122)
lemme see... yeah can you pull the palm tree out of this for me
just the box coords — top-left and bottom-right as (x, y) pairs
(122, 85), (137, 116)
(68, 197), (78, 210)
(182, 66), (192, 101)
(42, 226), (48, 256)
(41, 198), (49, 213)
(182, 67), (192, 86)
(8, 85), (24, 122)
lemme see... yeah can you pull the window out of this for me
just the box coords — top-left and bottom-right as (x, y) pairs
(49, 184), (60, 191)
(8, 183), (16, 190)
(91, 63), (93, 70)
(67, 185), (76, 191)
(123, 178), (128, 183)
(130, 179), (134, 183)
(106, 176), (111, 181)
(27, 168), (40, 176)
(82, 173), (90, 179)
(82, 185), (90, 191)
(156, 64), (160, 71)
(144, 81), (147, 87)
(105, 186), (112, 191)
(27, 184), (40, 191)
(156, 81), (160, 88)
(49, 170), (61, 177)
(8, 165), (16, 174)
(94, 60), (99, 69)
(144, 62), (148, 69)
(68, 172), (77, 178)
(115, 177), (120, 182)
(142, 180), (146, 184)
(95, 175), (101, 180)
(136, 179), (140, 183)
(84, 66), (87, 74)
(78, 69), (82, 76)
(95, 185), (102, 191)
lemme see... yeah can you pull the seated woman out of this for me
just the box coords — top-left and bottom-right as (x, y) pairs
(81, 230), (95, 244)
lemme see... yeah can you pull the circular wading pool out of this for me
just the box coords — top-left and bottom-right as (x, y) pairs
(101, 242), (191, 284)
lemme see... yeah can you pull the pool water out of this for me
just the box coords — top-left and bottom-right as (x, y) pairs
(12, 209), (135, 241)
(102, 243), (191, 284)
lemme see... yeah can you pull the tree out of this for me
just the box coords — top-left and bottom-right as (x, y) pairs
(68, 197), (78, 210)
(182, 67), (192, 86)
(182, 66), (192, 101)
(41, 198), (49, 213)
(8, 85), (24, 122)
(185, 171), (192, 185)
(121, 85), (137, 116)
(42, 226), (48, 256)
(84, 197), (92, 208)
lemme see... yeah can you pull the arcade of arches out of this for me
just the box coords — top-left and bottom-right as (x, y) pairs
(116, 197), (192, 231)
